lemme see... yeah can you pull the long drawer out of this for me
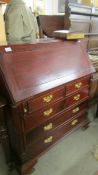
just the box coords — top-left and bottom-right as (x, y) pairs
(24, 102), (87, 133)
(26, 113), (88, 158)
(23, 99), (64, 131)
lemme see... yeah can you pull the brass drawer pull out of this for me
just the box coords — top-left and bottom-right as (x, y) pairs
(44, 136), (53, 144)
(44, 123), (53, 131)
(44, 108), (53, 117)
(75, 82), (82, 89)
(71, 119), (78, 126)
(73, 94), (80, 101)
(43, 95), (53, 103)
(72, 107), (79, 113)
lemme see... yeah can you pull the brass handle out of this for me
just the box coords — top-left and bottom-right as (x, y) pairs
(43, 95), (53, 103)
(72, 107), (79, 113)
(44, 108), (53, 117)
(44, 123), (53, 131)
(44, 136), (53, 144)
(73, 94), (80, 101)
(71, 119), (78, 126)
(75, 82), (82, 89)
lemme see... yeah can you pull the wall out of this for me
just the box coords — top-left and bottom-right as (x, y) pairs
(32, 0), (59, 15)
(45, 0), (58, 15)
(0, 5), (7, 45)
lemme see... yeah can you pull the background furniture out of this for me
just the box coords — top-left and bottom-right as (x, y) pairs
(37, 1), (98, 115)
(37, 15), (70, 38)
(38, 1), (98, 49)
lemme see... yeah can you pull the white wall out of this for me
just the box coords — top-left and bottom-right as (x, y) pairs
(45, 0), (59, 15)
(25, 0), (59, 15)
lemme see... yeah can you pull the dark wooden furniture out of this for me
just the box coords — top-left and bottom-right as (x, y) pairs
(67, 2), (98, 116)
(37, 1), (71, 38)
(88, 50), (98, 117)
(37, 15), (70, 38)
(0, 97), (11, 164)
(37, 1), (98, 49)
(0, 40), (94, 175)
(37, 1), (98, 118)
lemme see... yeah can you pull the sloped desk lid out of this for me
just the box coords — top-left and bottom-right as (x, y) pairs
(0, 40), (95, 104)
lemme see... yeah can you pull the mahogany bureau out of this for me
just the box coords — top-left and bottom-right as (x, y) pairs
(0, 40), (94, 175)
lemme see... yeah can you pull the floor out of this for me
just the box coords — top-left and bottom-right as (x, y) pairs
(0, 114), (98, 175)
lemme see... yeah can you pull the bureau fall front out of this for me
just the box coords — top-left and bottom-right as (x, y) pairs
(0, 39), (95, 175)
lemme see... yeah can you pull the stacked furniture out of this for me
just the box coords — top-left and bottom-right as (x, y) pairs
(0, 40), (94, 175)
(88, 50), (98, 113)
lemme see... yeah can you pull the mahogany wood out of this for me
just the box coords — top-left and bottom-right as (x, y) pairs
(65, 87), (89, 108)
(0, 40), (95, 175)
(27, 86), (65, 112)
(0, 97), (12, 164)
(66, 76), (90, 95)
(26, 113), (88, 159)
(25, 102), (87, 136)
(0, 40), (94, 103)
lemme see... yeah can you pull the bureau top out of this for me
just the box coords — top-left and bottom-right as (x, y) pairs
(0, 40), (95, 104)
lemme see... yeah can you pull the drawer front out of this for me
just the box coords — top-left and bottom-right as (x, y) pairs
(24, 100), (65, 132)
(65, 87), (89, 108)
(66, 76), (90, 95)
(27, 87), (65, 113)
(24, 102), (87, 133)
(26, 113), (88, 158)
(25, 102), (87, 139)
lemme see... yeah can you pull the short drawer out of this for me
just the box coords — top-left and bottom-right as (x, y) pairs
(26, 86), (65, 113)
(66, 76), (90, 95)
(24, 99), (65, 132)
(65, 87), (89, 108)
(25, 102), (87, 138)
(26, 113), (88, 158)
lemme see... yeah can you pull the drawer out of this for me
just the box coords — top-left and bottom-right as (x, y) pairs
(25, 86), (65, 113)
(25, 102), (87, 137)
(24, 99), (65, 132)
(26, 113), (88, 158)
(66, 76), (90, 96)
(65, 87), (89, 108)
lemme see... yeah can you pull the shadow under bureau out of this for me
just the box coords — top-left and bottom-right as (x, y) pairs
(0, 39), (95, 175)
